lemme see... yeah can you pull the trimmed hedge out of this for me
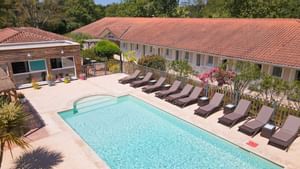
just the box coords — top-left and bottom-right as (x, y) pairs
(137, 55), (166, 71)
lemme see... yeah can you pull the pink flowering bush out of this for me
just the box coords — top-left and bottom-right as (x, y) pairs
(198, 67), (236, 86)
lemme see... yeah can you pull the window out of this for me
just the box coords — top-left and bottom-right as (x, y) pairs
(29, 60), (46, 71)
(12, 62), (29, 74)
(166, 49), (169, 56)
(272, 66), (282, 77)
(158, 48), (161, 56)
(143, 45), (146, 56)
(62, 57), (74, 67)
(185, 52), (189, 62)
(196, 54), (201, 66)
(51, 57), (74, 69)
(295, 70), (300, 81)
(122, 43), (126, 49)
(257, 64), (262, 70)
(150, 46), (153, 53)
(207, 56), (214, 66)
(136, 44), (139, 50)
(51, 58), (62, 69)
(130, 44), (133, 50)
(176, 50), (179, 61)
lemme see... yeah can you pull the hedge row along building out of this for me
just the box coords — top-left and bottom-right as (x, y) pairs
(0, 27), (81, 88)
(75, 17), (300, 81)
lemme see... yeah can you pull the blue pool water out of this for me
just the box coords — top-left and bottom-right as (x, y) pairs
(60, 95), (282, 169)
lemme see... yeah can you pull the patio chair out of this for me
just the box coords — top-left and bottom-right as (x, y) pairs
(142, 77), (166, 93)
(238, 105), (274, 137)
(130, 72), (153, 88)
(218, 99), (251, 127)
(194, 93), (224, 118)
(155, 80), (181, 98)
(165, 84), (193, 102)
(268, 115), (300, 151)
(173, 87), (203, 108)
(119, 70), (141, 84)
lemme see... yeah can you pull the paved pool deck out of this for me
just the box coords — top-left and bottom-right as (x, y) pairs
(3, 73), (300, 169)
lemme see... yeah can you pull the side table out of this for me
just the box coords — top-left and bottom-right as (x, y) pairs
(198, 96), (209, 106)
(224, 104), (236, 114)
(260, 123), (276, 138)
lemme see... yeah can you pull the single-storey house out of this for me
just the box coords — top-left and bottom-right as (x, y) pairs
(0, 27), (81, 88)
(74, 17), (300, 81)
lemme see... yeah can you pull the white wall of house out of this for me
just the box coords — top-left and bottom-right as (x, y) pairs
(120, 41), (299, 81)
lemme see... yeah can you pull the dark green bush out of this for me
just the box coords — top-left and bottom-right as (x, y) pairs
(137, 55), (166, 71)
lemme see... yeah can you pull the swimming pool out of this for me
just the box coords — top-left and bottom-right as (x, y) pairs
(59, 95), (282, 169)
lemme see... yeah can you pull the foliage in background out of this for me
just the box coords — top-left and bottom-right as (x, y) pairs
(249, 73), (289, 106)
(168, 60), (192, 77)
(94, 40), (121, 60)
(0, 102), (29, 168)
(287, 81), (300, 110)
(66, 32), (94, 49)
(138, 55), (166, 71)
(80, 47), (99, 61)
(123, 51), (137, 63)
(1, 0), (299, 34)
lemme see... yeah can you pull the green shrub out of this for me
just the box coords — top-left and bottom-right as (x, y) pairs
(94, 40), (121, 60)
(137, 55), (166, 71)
(168, 60), (192, 77)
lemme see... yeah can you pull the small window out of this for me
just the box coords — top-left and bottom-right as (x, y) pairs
(136, 44), (139, 50)
(196, 54), (201, 66)
(272, 66), (282, 77)
(176, 51), (179, 61)
(158, 48), (161, 56)
(150, 46), (153, 53)
(51, 58), (63, 69)
(143, 45), (146, 56)
(122, 43), (126, 49)
(166, 49), (169, 56)
(207, 56), (214, 66)
(29, 60), (46, 71)
(62, 57), (74, 67)
(257, 64), (262, 70)
(185, 52), (189, 61)
(12, 61), (29, 74)
(295, 70), (300, 81)
(130, 44), (133, 50)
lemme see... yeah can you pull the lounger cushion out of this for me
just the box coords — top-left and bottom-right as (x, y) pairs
(243, 120), (264, 130)
(195, 104), (216, 116)
(219, 113), (243, 125)
(272, 129), (294, 142)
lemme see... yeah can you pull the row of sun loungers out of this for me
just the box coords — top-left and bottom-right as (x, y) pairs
(119, 71), (300, 151)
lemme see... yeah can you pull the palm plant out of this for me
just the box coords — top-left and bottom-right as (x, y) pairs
(0, 102), (29, 168)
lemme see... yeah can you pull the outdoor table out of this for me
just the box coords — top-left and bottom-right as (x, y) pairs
(224, 103), (236, 114)
(198, 96), (209, 106)
(260, 123), (276, 138)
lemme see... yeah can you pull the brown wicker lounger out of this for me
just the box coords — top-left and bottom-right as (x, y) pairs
(130, 72), (153, 88)
(268, 115), (300, 151)
(218, 99), (251, 127)
(155, 80), (181, 98)
(165, 84), (193, 102)
(238, 105), (274, 137)
(142, 77), (166, 93)
(194, 93), (224, 118)
(173, 87), (203, 107)
(119, 70), (141, 84)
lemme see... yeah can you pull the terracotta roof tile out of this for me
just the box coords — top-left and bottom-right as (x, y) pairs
(74, 17), (300, 68)
(0, 27), (68, 43)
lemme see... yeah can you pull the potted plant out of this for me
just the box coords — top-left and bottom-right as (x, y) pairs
(64, 75), (71, 84)
(46, 73), (55, 86)
(17, 92), (26, 104)
(31, 79), (41, 89)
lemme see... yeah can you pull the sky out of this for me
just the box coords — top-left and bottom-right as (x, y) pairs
(94, 0), (120, 5)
